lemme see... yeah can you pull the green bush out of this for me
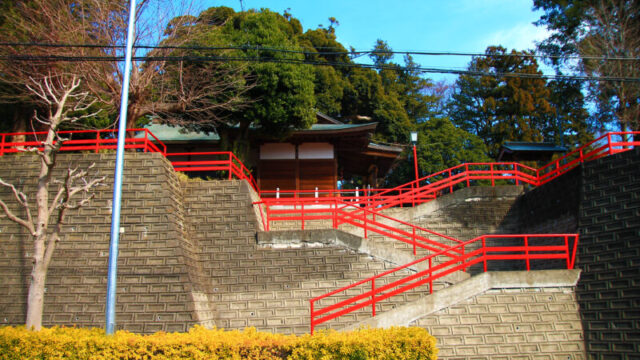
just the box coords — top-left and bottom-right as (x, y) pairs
(0, 325), (437, 359)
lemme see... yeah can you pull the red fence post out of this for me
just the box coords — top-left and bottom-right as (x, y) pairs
(525, 236), (530, 271)
(448, 169), (453, 193)
(0, 134), (5, 156)
(144, 130), (148, 153)
(490, 163), (495, 187)
(482, 237), (487, 272)
(333, 199), (337, 229)
(411, 183), (415, 207)
(95, 131), (100, 153)
(608, 134), (613, 155)
(371, 279), (376, 317)
(570, 235), (579, 270)
(465, 164), (470, 187)
(228, 153), (233, 180)
(461, 244), (466, 271)
(514, 163), (519, 186)
(310, 300), (314, 335)
(565, 236), (570, 269)
(413, 227), (416, 256)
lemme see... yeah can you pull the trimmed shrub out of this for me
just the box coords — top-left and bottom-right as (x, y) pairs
(0, 325), (437, 359)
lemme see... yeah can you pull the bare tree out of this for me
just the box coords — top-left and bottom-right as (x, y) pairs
(0, 1), (109, 330)
(79, 0), (253, 131)
(580, 0), (640, 133)
(536, 0), (640, 133)
(0, 73), (106, 330)
(1, 0), (252, 134)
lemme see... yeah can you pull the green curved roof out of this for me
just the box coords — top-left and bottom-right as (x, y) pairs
(135, 124), (219, 142)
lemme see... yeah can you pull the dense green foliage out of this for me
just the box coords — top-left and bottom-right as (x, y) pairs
(0, 3), (604, 184)
(165, 7), (442, 146)
(385, 117), (491, 186)
(0, 325), (438, 360)
(166, 8), (316, 139)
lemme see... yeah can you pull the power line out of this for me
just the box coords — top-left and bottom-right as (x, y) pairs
(1, 42), (639, 62)
(3, 53), (638, 83)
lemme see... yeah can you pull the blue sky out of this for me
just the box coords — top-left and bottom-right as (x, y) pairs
(199, 0), (550, 82)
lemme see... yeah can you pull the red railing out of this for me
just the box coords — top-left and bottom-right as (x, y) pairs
(0, 129), (259, 192)
(368, 132), (639, 211)
(364, 162), (539, 211)
(536, 131), (639, 185)
(254, 198), (463, 255)
(0, 129), (166, 155)
(166, 152), (258, 191)
(310, 233), (579, 334)
(258, 131), (639, 218)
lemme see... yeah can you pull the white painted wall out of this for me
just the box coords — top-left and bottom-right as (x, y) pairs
(298, 142), (334, 159)
(260, 143), (295, 160)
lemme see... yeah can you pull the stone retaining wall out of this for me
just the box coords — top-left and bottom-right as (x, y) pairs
(414, 286), (584, 359)
(576, 148), (640, 358)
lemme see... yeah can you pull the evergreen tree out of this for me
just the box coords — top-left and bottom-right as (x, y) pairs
(449, 46), (562, 157)
(544, 78), (594, 148)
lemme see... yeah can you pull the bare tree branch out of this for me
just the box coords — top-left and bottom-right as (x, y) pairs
(0, 178), (36, 235)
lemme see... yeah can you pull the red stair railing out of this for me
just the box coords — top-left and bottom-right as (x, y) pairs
(536, 131), (639, 185)
(310, 233), (579, 334)
(254, 197), (463, 255)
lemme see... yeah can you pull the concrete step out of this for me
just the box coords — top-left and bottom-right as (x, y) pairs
(341, 269), (581, 331)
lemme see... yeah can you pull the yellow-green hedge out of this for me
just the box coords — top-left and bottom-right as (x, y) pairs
(0, 325), (437, 360)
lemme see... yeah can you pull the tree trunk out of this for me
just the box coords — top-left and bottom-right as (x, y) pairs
(25, 244), (47, 330)
(125, 105), (143, 139)
(9, 109), (28, 147)
(25, 126), (56, 330)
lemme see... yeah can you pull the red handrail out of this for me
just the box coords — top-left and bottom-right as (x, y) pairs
(255, 198), (463, 253)
(0, 129), (259, 192)
(259, 132), (638, 216)
(165, 151), (258, 191)
(0, 128), (163, 155)
(309, 233), (579, 334)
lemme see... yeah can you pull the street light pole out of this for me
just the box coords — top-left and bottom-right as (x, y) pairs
(410, 131), (419, 182)
(106, 0), (136, 335)
(413, 144), (418, 181)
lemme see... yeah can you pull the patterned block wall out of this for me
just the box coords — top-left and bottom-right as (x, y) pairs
(412, 287), (585, 360)
(516, 167), (581, 235)
(577, 148), (640, 358)
(0, 153), (211, 332)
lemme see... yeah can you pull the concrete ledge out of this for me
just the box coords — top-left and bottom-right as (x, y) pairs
(258, 229), (469, 284)
(381, 185), (524, 223)
(257, 229), (363, 248)
(257, 228), (406, 265)
(342, 269), (580, 331)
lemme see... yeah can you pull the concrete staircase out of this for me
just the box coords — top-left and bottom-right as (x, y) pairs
(343, 270), (584, 358)
(260, 186), (526, 287)
(183, 180), (432, 334)
(343, 269), (580, 330)
(0, 152), (587, 359)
